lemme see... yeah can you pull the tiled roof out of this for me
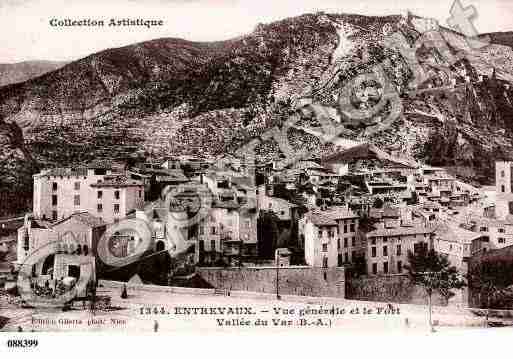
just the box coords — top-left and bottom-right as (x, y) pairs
(434, 224), (483, 244)
(91, 176), (143, 187)
(369, 208), (383, 219)
(155, 169), (189, 183)
(87, 159), (115, 169)
(42, 167), (88, 177)
(308, 207), (358, 226)
(53, 212), (106, 228)
(322, 143), (418, 168)
(367, 225), (434, 238)
(292, 161), (324, 170)
(383, 207), (400, 218)
(213, 200), (240, 209)
(469, 215), (513, 227)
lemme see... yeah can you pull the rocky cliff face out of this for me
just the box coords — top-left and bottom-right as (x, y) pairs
(1, 12), (513, 215)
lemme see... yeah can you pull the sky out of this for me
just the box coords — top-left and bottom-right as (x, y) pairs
(1, 0), (512, 63)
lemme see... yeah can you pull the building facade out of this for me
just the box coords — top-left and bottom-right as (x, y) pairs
(300, 207), (360, 268)
(33, 165), (144, 224)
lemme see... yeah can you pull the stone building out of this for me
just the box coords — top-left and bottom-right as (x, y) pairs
(365, 224), (434, 275)
(33, 162), (144, 224)
(300, 207), (360, 268)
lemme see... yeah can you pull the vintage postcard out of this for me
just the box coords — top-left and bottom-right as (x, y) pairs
(1, 0), (513, 348)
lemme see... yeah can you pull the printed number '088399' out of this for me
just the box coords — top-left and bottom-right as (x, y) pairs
(7, 339), (39, 348)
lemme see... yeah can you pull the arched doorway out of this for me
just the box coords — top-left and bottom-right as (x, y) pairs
(68, 265), (81, 279)
(156, 241), (165, 252)
(41, 254), (55, 276)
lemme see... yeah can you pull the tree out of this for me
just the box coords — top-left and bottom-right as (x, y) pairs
(257, 211), (281, 259)
(405, 247), (466, 331)
(373, 197), (384, 209)
(467, 261), (501, 324)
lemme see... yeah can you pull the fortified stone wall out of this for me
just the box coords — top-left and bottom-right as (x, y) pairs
(196, 266), (345, 298)
(346, 274), (449, 306)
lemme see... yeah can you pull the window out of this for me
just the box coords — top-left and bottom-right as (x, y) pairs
(211, 227), (217, 235)
(414, 242), (428, 254)
(499, 228), (505, 233)
(350, 224), (355, 232)
(397, 244), (402, 256)
(337, 238), (341, 250)
(323, 257), (328, 268)
(501, 170), (505, 178)
(97, 191), (103, 199)
(338, 254), (343, 267)
(322, 244), (328, 252)
(138, 190), (142, 198)
(344, 252), (349, 263)
(97, 204), (103, 212)
(383, 262), (389, 274)
(352, 237), (356, 246)
(114, 190), (120, 200)
(372, 263), (378, 275)
(329, 230), (335, 238)
(200, 226), (205, 235)
(371, 247), (377, 258)
(502, 185), (506, 193)
(52, 211), (57, 221)
(480, 227), (488, 232)
(344, 224), (348, 233)
(371, 238), (376, 245)
(52, 195), (57, 206)
(74, 195), (80, 206)
(52, 182), (57, 191)
(318, 230), (323, 238)
(383, 237), (388, 243)
(397, 261), (403, 273)
(383, 245), (388, 257)
(74, 182), (80, 190)
(499, 238), (506, 244)
(114, 204), (120, 213)
(211, 240), (216, 251)
(23, 233), (30, 251)
(344, 238), (348, 248)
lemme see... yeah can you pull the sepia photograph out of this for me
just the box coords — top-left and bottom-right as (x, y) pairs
(1, 1), (513, 353)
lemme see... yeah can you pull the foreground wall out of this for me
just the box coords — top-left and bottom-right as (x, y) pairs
(346, 274), (454, 306)
(196, 266), (345, 298)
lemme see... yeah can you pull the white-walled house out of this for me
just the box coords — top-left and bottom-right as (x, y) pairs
(33, 165), (144, 224)
(300, 207), (360, 268)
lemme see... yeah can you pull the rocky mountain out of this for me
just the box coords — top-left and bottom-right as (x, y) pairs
(1, 12), (513, 216)
(0, 61), (67, 87)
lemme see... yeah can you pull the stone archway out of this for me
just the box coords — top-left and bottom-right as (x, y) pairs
(41, 254), (55, 276)
(156, 240), (165, 252)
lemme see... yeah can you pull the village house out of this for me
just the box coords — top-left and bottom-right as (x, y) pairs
(33, 163), (145, 224)
(300, 207), (360, 268)
(465, 216), (513, 253)
(365, 224), (434, 275)
(433, 223), (484, 273)
(16, 212), (104, 286)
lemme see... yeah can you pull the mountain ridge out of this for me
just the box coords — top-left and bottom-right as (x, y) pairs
(0, 60), (67, 87)
(1, 12), (513, 216)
